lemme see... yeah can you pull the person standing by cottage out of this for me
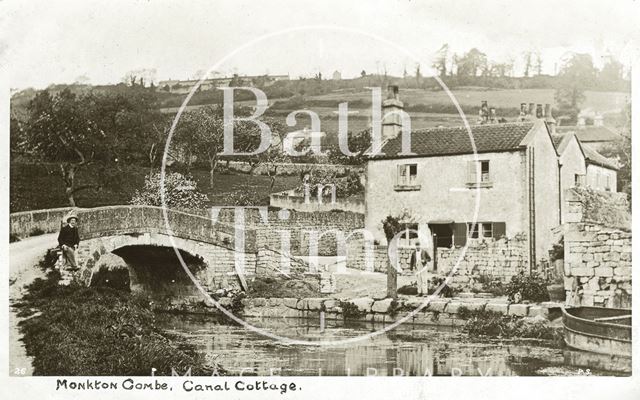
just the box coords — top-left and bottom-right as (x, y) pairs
(58, 215), (80, 271)
(411, 242), (432, 296)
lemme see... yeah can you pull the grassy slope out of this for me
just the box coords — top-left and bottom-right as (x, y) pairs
(10, 162), (300, 212)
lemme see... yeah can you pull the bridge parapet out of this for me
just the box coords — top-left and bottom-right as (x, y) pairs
(10, 205), (256, 252)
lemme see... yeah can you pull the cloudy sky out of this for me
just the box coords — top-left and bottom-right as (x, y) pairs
(1, 0), (638, 89)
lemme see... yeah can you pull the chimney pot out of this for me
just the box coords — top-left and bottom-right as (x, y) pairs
(536, 104), (543, 118)
(387, 85), (399, 100)
(528, 103), (536, 116)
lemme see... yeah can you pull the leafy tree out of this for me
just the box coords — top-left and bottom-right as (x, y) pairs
(599, 56), (625, 90)
(456, 48), (487, 77)
(180, 106), (225, 187)
(234, 118), (289, 193)
(10, 113), (25, 155)
(523, 51), (533, 77)
(382, 215), (404, 299)
(555, 54), (595, 105)
(328, 129), (371, 165)
(130, 172), (209, 210)
(598, 102), (631, 204)
(534, 51), (543, 76)
(24, 89), (111, 206)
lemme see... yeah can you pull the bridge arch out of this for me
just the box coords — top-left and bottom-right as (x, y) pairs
(76, 232), (257, 295)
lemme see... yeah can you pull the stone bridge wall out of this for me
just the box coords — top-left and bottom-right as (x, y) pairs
(10, 205), (253, 252)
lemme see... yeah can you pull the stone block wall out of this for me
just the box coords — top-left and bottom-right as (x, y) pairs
(563, 223), (632, 308)
(226, 160), (360, 177)
(345, 238), (529, 291)
(435, 239), (528, 288)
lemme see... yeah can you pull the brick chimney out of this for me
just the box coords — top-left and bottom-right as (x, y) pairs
(544, 103), (556, 134)
(382, 85), (404, 140)
(519, 103), (528, 121)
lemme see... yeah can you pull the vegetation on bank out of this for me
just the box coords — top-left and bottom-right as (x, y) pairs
(457, 307), (562, 345)
(14, 260), (221, 376)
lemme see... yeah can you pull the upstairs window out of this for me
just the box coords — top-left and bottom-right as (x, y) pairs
(467, 160), (491, 186)
(574, 174), (585, 187)
(397, 163), (418, 186)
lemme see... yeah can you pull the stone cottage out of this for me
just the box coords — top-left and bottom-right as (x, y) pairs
(553, 133), (619, 223)
(365, 90), (561, 267)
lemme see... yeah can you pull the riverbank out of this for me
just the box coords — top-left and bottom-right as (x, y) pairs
(13, 267), (221, 376)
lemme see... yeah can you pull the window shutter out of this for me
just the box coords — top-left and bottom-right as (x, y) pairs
(493, 222), (506, 239)
(467, 161), (476, 183)
(453, 223), (468, 247)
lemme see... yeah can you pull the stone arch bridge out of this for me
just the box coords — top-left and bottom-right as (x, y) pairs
(10, 205), (258, 297)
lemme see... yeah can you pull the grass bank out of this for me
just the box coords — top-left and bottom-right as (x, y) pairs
(14, 263), (222, 376)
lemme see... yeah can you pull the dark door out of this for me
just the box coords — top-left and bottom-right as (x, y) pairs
(428, 223), (453, 248)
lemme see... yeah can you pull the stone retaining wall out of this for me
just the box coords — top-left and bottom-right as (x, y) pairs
(226, 160), (360, 177)
(270, 190), (365, 213)
(435, 238), (528, 289)
(345, 239), (529, 291)
(563, 223), (632, 308)
(235, 296), (561, 326)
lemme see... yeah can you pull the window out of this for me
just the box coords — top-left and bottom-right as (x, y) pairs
(397, 164), (417, 186)
(605, 174), (612, 191)
(467, 222), (480, 239)
(467, 160), (491, 186)
(467, 222), (501, 239)
(399, 223), (419, 247)
(574, 174), (585, 187)
(395, 163), (420, 191)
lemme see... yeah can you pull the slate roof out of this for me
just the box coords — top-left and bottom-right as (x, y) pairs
(373, 122), (535, 159)
(581, 144), (619, 170)
(551, 133), (574, 154)
(551, 132), (619, 170)
(556, 126), (621, 143)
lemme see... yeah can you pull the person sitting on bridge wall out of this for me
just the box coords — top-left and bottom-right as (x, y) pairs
(58, 215), (80, 271)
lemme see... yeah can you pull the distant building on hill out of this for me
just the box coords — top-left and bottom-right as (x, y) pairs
(158, 74), (289, 94)
(332, 70), (342, 80)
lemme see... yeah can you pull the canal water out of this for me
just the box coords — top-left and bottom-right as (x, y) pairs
(158, 314), (628, 376)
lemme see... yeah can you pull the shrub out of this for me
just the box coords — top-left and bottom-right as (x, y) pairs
(398, 283), (418, 295)
(29, 227), (45, 237)
(428, 277), (459, 298)
(506, 273), (550, 303)
(460, 308), (561, 342)
(10, 233), (20, 243)
(473, 275), (507, 297)
(130, 172), (209, 210)
(339, 301), (366, 320)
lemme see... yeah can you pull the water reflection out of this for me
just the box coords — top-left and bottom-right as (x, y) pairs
(158, 314), (630, 376)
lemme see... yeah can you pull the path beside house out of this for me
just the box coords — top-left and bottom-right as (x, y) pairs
(9, 233), (56, 376)
(333, 268), (415, 298)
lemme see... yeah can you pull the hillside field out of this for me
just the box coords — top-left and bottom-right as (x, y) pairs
(10, 162), (299, 212)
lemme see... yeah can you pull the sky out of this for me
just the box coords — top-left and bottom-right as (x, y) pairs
(1, 0), (638, 90)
